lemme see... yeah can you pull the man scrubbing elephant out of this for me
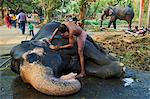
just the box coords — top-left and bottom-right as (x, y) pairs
(48, 21), (87, 78)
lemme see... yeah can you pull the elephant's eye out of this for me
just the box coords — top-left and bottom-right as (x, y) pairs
(26, 53), (41, 63)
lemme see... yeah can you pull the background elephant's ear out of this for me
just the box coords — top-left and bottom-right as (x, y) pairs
(109, 9), (114, 15)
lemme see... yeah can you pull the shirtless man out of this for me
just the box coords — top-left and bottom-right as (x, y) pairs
(48, 21), (87, 78)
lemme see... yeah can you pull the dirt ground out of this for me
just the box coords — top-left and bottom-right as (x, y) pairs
(0, 25), (39, 55)
(90, 30), (150, 71)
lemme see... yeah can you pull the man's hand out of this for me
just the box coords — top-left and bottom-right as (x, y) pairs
(48, 38), (53, 43)
(49, 45), (60, 50)
(45, 38), (52, 44)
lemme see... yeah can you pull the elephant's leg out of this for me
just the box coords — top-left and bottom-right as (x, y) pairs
(84, 40), (112, 65)
(85, 61), (124, 79)
(126, 15), (132, 30)
(108, 21), (113, 28)
(86, 35), (106, 55)
(126, 20), (132, 30)
(113, 20), (117, 29)
(86, 35), (117, 61)
(108, 16), (116, 28)
(128, 21), (132, 30)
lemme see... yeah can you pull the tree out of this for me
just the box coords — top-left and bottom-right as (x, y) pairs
(147, 0), (150, 28)
(78, 0), (96, 28)
(139, 0), (144, 27)
(0, 0), (4, 20)
(33, 0), (61, 23)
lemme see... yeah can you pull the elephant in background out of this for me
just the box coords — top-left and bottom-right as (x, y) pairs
(100, 6), (134, 29)
(10, 22), (124, 96)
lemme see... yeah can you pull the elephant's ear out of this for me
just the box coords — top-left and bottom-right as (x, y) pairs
(109, 9), (114, 15)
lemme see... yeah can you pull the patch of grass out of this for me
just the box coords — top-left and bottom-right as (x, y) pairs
(84, 19), (128, 27)
(94, 34), (150, 71)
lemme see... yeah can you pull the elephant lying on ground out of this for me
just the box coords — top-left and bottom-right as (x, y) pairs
(10, 22), (124, 96)
(100, 6), (134, 29)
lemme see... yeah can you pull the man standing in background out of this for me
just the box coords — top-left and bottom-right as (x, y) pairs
(17, 10), (26, 34)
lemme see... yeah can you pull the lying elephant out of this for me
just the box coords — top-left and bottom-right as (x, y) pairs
(10, 21), (124, 96)
(100, 6), (134, 29)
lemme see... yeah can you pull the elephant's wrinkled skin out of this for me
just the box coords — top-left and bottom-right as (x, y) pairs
(10, 22), (124, 96)
(100, 6), (134, 29)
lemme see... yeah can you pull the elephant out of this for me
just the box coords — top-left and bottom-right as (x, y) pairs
(10, 21), (124, 96)
(100, 6), (134, 29)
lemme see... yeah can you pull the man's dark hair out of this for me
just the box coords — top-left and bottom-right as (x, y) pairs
(72, 16), (79, 24)
(20, 9), (24, 13)
(58, 24), (69, 33)
(135, 26), (138, 30)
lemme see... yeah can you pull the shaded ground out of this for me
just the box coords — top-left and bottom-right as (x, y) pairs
(0, 25), (150, 98)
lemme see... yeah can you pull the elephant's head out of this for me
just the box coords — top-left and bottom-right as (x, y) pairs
(19, 47), (81, 96)
(100, 7), (114, 27)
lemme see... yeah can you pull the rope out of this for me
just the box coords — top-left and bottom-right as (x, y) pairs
(0, 53), (10, 57)
(0, 56), (11, 59)
(0, 64), (10, 71)
(0, 57), (11, 70)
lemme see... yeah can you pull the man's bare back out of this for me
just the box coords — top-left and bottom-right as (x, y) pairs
(62, 22), (84, 36)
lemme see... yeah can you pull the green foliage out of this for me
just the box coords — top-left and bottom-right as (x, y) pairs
(3, 0), (35, 13)
(32, 0), (61, 22)
(63, 1), (79, 14)
(84, 20), (99, 25)
(78, 0), (88, 7)
(2, 0), (149, 25)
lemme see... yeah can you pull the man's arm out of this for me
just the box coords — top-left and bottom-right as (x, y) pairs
(50, 33), (74, 50)
(59, 34), (74, 49)
(48, 28), (58, 43)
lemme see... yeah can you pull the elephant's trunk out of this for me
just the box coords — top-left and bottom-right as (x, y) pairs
(100, 13), (105, 27)
(20, 61), (81, 96)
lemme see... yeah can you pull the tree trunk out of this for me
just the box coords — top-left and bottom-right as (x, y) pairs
(0, 0), (4, 24)
(44, 10), (52, 24)
(147, 0), (150, 28)
(79, 2), (87, 28)
(139, 0), (144, 27)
